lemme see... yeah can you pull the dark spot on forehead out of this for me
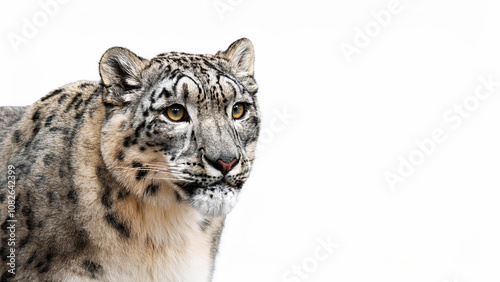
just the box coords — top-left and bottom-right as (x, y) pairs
(182, 83), (190, 99)
(159, 88), (172, 99)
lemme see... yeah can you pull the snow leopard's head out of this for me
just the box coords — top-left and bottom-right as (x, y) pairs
(99, 38), (259, 217)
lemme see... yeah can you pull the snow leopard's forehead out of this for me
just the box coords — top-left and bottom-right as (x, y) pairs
(145, 52), (231, 84)
(138, 52), (258, 129)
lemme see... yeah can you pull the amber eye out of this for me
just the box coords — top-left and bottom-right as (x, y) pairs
(232, 103), (246, 119)
(165, 104), (187, 122)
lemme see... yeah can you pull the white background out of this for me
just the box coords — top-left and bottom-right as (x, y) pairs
(2, 1), (500, 281)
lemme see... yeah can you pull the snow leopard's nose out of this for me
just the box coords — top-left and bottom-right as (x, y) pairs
(205, 156), (239, 175)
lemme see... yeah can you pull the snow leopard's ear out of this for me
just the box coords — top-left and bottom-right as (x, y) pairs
(217, 38), (258, 94)
(99, 47), (148, 105)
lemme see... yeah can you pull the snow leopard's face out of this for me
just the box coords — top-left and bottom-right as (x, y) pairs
(100, 38), (259, 216)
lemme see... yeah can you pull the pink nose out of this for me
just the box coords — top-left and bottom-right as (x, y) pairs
(215, 158), (239, 175)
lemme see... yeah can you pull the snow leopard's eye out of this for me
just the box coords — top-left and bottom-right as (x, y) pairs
(165, 104), (188, 122)
(232, 103), (246, 120)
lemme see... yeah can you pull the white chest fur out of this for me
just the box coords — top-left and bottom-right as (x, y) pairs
(108, 207), (213, 282)
(76, 194), (218, 282)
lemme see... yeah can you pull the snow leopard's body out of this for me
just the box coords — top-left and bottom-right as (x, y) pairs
(0, 38), (259, 281)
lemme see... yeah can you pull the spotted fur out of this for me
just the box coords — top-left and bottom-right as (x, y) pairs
(0, 38), (259, 281)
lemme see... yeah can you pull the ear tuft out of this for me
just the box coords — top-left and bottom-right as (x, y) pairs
(99, 47), (148, 105)
(217, 38), (258, 94)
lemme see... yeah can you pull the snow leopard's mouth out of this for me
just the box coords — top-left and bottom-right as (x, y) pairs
(177, 180), (239, 195)
(199, 183), (236, 199)
(176, 181), (240, 217)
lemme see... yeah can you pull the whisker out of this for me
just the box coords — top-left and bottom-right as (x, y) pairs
(142, 163), (184, 171)
(144, 161), (182, 167)
(149, 177), (184, 181)
(112, 162), (194, 184)
(113, 165), (182, 172)
(112, 167), (164, 173)
(113, 166), (161, 170)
